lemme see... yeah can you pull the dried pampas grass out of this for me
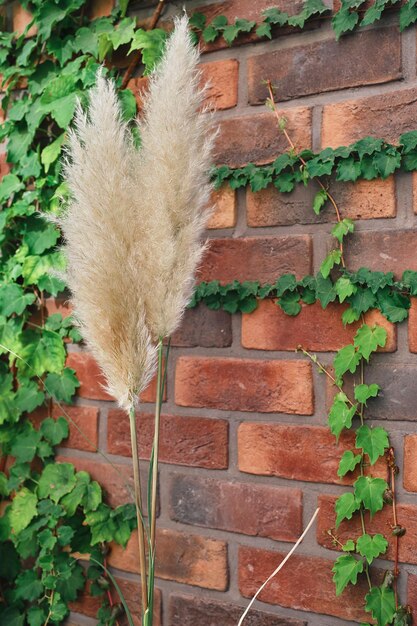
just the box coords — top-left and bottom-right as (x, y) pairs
(59, 16), (215, 411)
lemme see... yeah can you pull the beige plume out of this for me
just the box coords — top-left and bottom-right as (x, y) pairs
(59, 16), (215, 409)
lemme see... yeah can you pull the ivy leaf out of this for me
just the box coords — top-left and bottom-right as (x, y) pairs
(334, 344), (361, 378)
(328, 393), (357, 440)
(0, 173), (24, 202)
(55, 564), (84, 602)
(342, 539), (356, 552)
(128, 28), (167, 73)
(83, 481), (102, 512)
(0, 284), (35, 316)
(335, 492), (360, 528)
(332, 554), (364, 595)
(223, 24), (240, 44)
(9, 488), (38, 534)
(41, 133), (66, 173)
(336, 156), (361, 181)
(278, 291), (301, 316)
(399, 0), (417, 31)
(316, 273), (337, 308)
(365, 586), (396, 626)
(57, 525), (75, 546)
(86, 504), (117, 544)
(355, 425), (389, 464)
(342, 307), (360, 325)
(332, 218), (354, 243)
(202, 25), (218, 43)
(377, 289), (410, 323)
(354, 383), (380, 405)
(349, 287), (377, 315)
(357, 533), (388, 564)
(73, 26), (99, 56)
(320, 249), (342, 278)
(332, 6), (360, 39)
(335, 277), (356, 303)
(373, 148), (401, 178)
(60, 471), (90, 516)
(49, 591), (68, 621)
(40, 416), (69, 446)
(354, 476), (388, 516)
(10, 425), (41, 462)
(256, 22), (272, 38)
(312, 188), (328, 215)
(38, 463), (77, 503)
(44, 367), (80, 403)
(13, 569), (43, 602)
(23, 219), (60, 255)
(18, 329), (66, 377)
(15, 379), (45, 413)
(338, 450), (362, 477)
(354, 324), (387, 360)
(27, 606), (47, 626)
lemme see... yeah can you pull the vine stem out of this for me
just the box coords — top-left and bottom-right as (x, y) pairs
(388, 447), (400, 608)
(121, 0), (167, 89)
(128, 404), (149, 617)
(266, 79), (345, 268)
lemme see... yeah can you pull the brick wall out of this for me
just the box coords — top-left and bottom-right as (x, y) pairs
(38, 1), (417, 625)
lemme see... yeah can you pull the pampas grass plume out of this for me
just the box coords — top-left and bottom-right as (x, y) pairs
(59, 16), (215, 410)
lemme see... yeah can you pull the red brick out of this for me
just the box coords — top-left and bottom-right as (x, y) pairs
(70, 579), (162, 626)
(201, 59), (238, 111)
(404, 435), (417, 491)
(198, 236), (312, 284)
(216, 109), (312, 168)
(51, 404), (98, 452)
(207, 185), (237, 229)
(12, 4), (37, 37)
(318, 494), (417, 565)
(239, 545), (374, 622)
(56, 454), (136, 509)
(169, 594), (307, 626)
(66, 352), (165, 403)
(89, 0), (115, 18)
(171, 306), (232, 348)
(44, 297), (72, 319)
(322, 86), (417, 148)
(238, 423), (388, 484)
(246, 176), (396, 227)
(248, 27), (400, 104)
(0, 153), (10, 180)
(169, 474), (302, 541)
(408, 298), (417, 352)
(175, 356), (314, 414)
(108, 528), (228, 590)
(107, 410), (228, 469)
(345, 229), (417, 276)
(408, 574), (417, 615)
(242, 300), (396, 352)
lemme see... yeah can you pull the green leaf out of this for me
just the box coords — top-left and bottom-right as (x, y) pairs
(73, 26), (99, 56)
(57, 525), (75, 546)
(320, 249), (342, 278)
(332, 6), (360, 39)
(354, 383), (380, 404)
(278, 291), (301, 316)
(354, 324), (387, 360)
(342, 539), (356, 552)
(128, 28), (167, 73)
(399, 0), (417, 31)
(365, 586), (396, 626)
(23, 219), (60, 255)
(338, 450), (362, 477)
(377, 289), (410, 323)
(44, 367), (80, 403)
(38, 463), (76, 503)
(334, 344), (361, 378)
(357, 533), (388, 564)
(119, 89), (137, 122)
(202, 25), (218, 43)
(256, 22), (272, 38)
(335, 277), (356, 303)
(356, 425), (389, 464)
(60, 471), (90, 516)
(373, 148), (401, 178)
(18, 329), (66, 377)
(0, 284), (35, 316)
(354, 476), (388, 516)
(332, 218), (354, 243)
(41, 133), (65, 173)
(10, 424), (41, 462)
(332, 554), (364, 595)
(40, 416), (69, 446)
(312, 188), (328, 215)
(0, 173), (24, 201)
(349, 287), (377, 314)
(86, 504), (117, 544)
(14, 569), (43, 601)
(335, 491), (360, 528)
(316, 273), (337, 308)
(9, 488), (38, 534)
(27, 607), (47, 626)
(328, 393), (357, 439)
(83, 481), (102, 512)
(336, 156), (361, 181)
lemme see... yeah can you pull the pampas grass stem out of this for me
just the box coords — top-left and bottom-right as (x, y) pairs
(150, 338), (164, 549)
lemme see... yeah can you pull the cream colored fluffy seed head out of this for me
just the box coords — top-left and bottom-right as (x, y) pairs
(59, 17), (215, 409)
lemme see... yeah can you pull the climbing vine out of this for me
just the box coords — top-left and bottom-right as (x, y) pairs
(0, 0), (415, 625)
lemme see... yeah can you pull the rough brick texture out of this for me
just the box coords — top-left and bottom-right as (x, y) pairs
(207, 185), (237, 229)
(248, 27), (401, 104)
(169, 474), (302, 541)
(175, 356), (314, 414)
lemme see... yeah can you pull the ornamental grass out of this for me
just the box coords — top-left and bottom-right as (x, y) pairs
(59, 16), (215, 625)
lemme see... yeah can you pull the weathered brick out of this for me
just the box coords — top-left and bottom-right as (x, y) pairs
(198, 235), (312, 284)
(248, 28), (401, 104)
(0, 153), (10, 180)
(326, 363), (417, 422)
(107, 410), (228, 469)
(44, 297), (72, 318)
(175, 356), (314, 414)
(169, 594), (307, 626)
(108, 528), (228, 590)
(207, 185), (237, 229)
(242, 300), (396, 352)
(70, 579), (162, 626)
(89, 0), (115, 18)
(408, 298), (417, 352)
(66, 352), (165, 403)
(52, 404), (98, 452)
(239, 546), (373, 622)
(216, 109), (312, 167)
(171, 306), (232, 348)
(408, 573), (417, 615)
(317, 494), (417, 565)
(12, 4), (37, 37)
(238, 423), (386, 484)
(56, 454), (141, 510)
(404, 435), (417, 492)
(169, 474), (302, 541)
(345, 230), (417, 275)
(128, 59), (238, 112)
(322, 86), (417, 148)
(246, 176), (396, 227)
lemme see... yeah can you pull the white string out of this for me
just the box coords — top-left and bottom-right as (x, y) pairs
(237, 507), (320, 626)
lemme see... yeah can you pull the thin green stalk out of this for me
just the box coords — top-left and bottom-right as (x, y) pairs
(128, 405), (149, 618)
(150, 338), (164, 549)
